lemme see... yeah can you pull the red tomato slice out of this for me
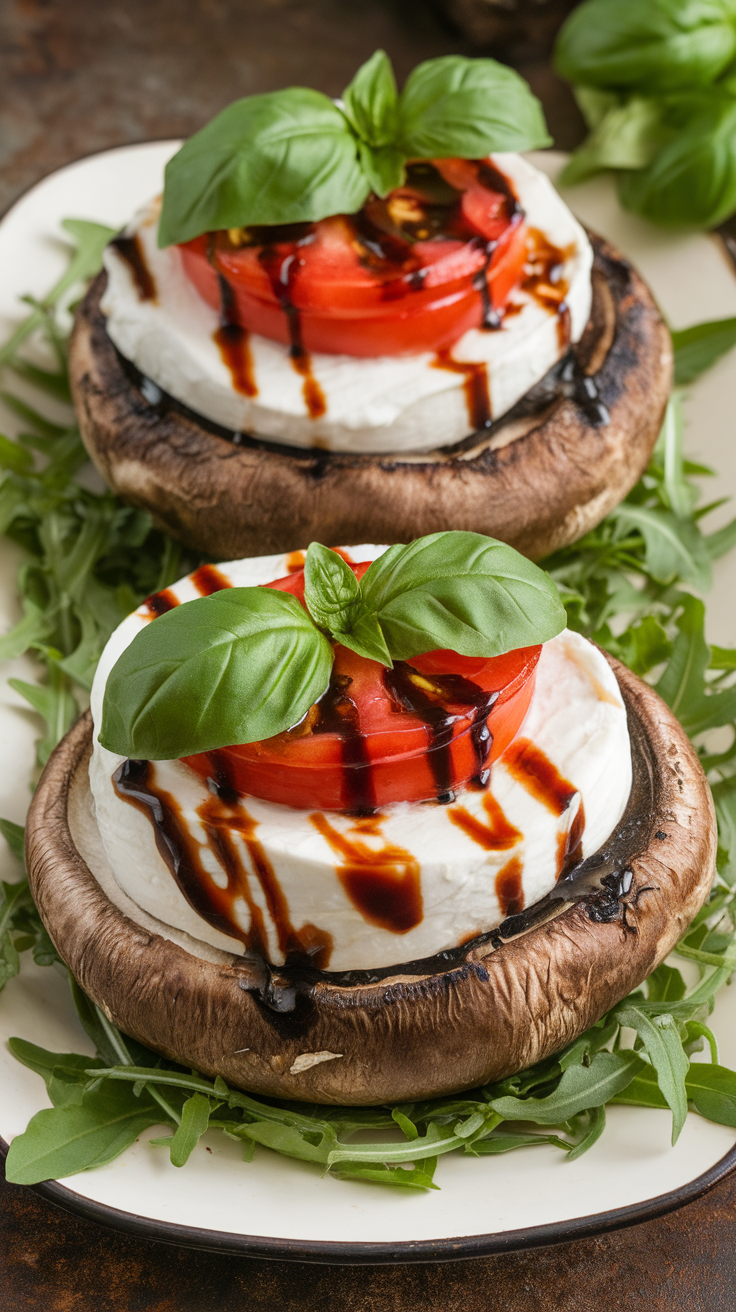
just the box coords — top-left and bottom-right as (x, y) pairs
(178, 159), (528, 357)
(183, 561), (540, 812)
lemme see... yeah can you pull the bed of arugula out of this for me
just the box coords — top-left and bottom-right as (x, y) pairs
(2, 223), (736, 1193)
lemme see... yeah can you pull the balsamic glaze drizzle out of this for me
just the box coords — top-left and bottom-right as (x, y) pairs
(110, 234), (156, 301)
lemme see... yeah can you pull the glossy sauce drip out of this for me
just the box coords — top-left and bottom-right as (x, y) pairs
(383, 664), (498, 801)
(191, 564), (232, 596)
(432, 349), (491, 431)
(212, 262), (258, 398)
(144, 588), (179, 618)
(558, 798), (586, 881)
(503, 737), (577, 816)
(495, 855), (524, 917)
(257, 242), (327, 419)
(520, 226), (573, 342)
(310, 812), (422, 934)
(313, 672), (376, 813)
(449, 791), (522, 851)
(113, 758), (333, 968)
(110, 234), (156, 301)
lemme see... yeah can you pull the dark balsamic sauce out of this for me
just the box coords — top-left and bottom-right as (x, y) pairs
(502, 737), (577, 816)
(449, 791), (521, 851)
(210, 256), (258, 398)
(432, 350), (491, 431)
(310, 812), (423, 934)
(312, 672), (376, 814)
(383, 664), (498, 803)
(558, 798), (586, 881)
(495, 855), (524, 918)
(256, 242), (327, 419)
(113, 758), (333, 969)
(110, 234), (156, 301)
(144, 588), (179, 618)
(191, 564), (232, 596)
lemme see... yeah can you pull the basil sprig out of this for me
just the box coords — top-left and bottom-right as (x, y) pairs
(99, 531), (565, 761)
(158, 51), (550, 247)
(554, 0), (736, 228)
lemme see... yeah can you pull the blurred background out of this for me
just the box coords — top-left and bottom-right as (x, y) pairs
(0, 0), (586, 216)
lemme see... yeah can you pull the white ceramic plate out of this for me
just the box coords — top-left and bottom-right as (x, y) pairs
(1, 144), (736, 1264)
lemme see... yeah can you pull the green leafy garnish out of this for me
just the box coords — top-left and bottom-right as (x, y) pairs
(158, 51), (550, 247)
(555, 0), (736, 228)
(98, 532), (566, 760)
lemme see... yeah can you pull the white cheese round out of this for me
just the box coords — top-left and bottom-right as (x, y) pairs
(100, 154), (592, 455)
(88, 547), (631, 973)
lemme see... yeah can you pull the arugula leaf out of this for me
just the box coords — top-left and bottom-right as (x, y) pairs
(99, 587), (333, 759)
(555, 0), (736, 93)
(4, 1082), (170, 1185)
(672, 316), (736, 385)
(610, 505), (711, 591)
(614, 1006), (689, 1143)
(166, 1093), (212, 1167)
(685, 1063), (736, 1126)
(356, 532), (566, 661)
(489, 1051), (646, 1123)
(397, 56), (551, 158)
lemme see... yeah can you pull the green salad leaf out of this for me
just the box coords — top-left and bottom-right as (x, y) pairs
(159, 51), (549, 246)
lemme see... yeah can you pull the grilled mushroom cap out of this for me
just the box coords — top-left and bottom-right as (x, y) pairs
(69, 233), (672, 563)
(25, 655), (714, 1106)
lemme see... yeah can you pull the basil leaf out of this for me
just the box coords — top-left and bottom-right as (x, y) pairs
(560, 96), (669, 187)
(342, 49), (399, 149)
(398, 56), (551, 158)
(159, 89), (369, 247)
(303, 542), (360, 633)
(618, 97), (736, 229)
(555, 0), (736, 92)
(356, 532), (566, 660)
(356, 143), (406, 198)
(672, 316), (736, 385)
(99, 588), (333, 759)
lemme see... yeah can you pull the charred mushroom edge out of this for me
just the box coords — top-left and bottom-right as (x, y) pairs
(25, 654), (715, 1106)
(69, 232), (673, 563)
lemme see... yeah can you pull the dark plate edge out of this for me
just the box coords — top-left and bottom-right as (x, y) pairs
(3, 1134), (736, 1265)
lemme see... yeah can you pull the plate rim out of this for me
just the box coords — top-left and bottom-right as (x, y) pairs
(4, 1135), (736, 1264)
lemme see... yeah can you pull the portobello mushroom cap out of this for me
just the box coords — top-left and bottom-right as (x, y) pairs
(26, 654), (714, 1106)
(69, 233), (672, 562)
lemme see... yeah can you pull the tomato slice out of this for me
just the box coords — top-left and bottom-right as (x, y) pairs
(183, 561), (540, 812)
(178, 159), (528, 358)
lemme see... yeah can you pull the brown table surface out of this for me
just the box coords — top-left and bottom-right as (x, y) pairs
(1, 2), (735, 1307)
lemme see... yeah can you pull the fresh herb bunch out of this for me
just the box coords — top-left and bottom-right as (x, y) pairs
(100, 533), (565, 760)
(158, 50), (550, 247)
(554, 0), (736, 228)
(3, 225), (736, 1189)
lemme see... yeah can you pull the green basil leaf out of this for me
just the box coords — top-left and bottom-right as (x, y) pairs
(614, 1006), (689, 1143)
(356, 532), (566, 661)
(560, 96), (669, 187)
(99, 588), (333, 759)
(356, 143), (406, 198)
(490, 1051), (646, 1124)
(672, 315), (736, 385)
(303, 542), (360, 633)
(342, 49), (399, 149)
(159, 89), (369, 247)
(618, 97), (736, 229)
(555, 0), (736, 92)
(398, 56), (551, 158)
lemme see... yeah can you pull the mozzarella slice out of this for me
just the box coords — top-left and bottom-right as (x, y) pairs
(100, 154), (592, 455)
